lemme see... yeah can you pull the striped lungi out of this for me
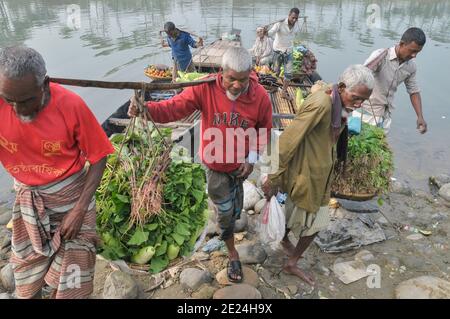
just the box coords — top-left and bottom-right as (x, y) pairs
(10, 169), (98, 299)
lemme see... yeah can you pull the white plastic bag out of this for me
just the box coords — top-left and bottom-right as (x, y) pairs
(259, 196), (286, 249)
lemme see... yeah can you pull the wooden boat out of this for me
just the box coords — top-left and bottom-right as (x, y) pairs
(192, 29), (242, 73)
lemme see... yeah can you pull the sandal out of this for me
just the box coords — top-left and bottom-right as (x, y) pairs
(227, 260), (243, 283)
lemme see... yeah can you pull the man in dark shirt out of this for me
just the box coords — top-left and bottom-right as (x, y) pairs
(162, 22), (203, 80)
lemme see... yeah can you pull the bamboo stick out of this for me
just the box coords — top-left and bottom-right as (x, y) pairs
(49, 77), (216, 91)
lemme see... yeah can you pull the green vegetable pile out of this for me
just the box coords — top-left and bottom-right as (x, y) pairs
(292, 49), (304, 73)
(96, 125), (208, 273)
(176, 71), (210, 83)
(331, 123), (394, 196)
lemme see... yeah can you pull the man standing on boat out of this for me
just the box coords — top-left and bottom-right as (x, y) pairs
(357, 27), (427, 134)
(267, 7), (301, 101)
(162, 21), (203, 81)
(262, 65), (374, 286)
(0, 46), (114, 299)
(128, 47), (272, 283)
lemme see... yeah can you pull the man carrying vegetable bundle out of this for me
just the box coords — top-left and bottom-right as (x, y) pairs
(262, 65), (374, 286)
(0, 46), (114, 298)
(128, 47), (272, 283)
(357, 27), (427, 134)
(267, 7), (301, 101)
(161, 21), (204, 82)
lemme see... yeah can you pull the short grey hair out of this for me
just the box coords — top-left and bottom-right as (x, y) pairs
(222, 47), (252, 73)
(0, 46), (47, 86)
(339, 64), (374, 91)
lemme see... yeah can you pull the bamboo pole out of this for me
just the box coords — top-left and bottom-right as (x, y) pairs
(49, 77), (216, 91)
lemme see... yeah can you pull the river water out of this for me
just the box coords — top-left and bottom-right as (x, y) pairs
(0, 0), (449, 202)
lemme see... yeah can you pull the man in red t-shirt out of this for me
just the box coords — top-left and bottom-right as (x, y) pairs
(128, 47), (273, 283)
(0, 46), (114, 299)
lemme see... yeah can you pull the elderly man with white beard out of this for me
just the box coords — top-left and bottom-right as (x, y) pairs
(128, 47), (272, 283)
(262, 64), (374, 286)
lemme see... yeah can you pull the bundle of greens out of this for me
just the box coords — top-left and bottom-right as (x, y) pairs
(331, 123), (394, 196)
(96, 125), (208, 273)
(292, 49), (303, 73)
(176, 71), (210, 83)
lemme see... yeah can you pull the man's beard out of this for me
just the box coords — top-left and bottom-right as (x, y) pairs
(226, 90), (241, 101)
(16, 92), (46, 123)
(18, 113), (37, 123)
(225, 82), (249, 101)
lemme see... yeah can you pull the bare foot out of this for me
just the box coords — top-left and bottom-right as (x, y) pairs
(281, 239), (296, 257)
(283, 264), (315, 287)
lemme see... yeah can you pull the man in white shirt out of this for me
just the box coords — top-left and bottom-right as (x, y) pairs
(357, 27), (427, 134)
(268, 8), (301, 100)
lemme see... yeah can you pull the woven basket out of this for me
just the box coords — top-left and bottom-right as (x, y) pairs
(331, 191), (377, 202)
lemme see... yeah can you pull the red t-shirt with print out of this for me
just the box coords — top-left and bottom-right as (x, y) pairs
(0, 83), (114, 186)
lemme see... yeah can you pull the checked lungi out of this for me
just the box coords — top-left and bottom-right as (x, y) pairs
(206, 169), (244, 241)
(9, 169), (98, 299)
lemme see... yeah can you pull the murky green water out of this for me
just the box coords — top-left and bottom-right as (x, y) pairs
(0, 0), (449, 201)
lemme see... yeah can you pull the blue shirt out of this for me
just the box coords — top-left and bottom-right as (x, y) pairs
(167, 30), (197, 71)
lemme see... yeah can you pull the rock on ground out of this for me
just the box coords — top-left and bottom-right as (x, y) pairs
(179, 268), (213, 291)
(102, 271), (139, 299)
(430, 174), (450, 189)
(205, 220), (219, 236)
(438, 183), (450, 202)
(395, 276), (450, 299)
(236, 243), (267, 264)
(0, 263), (15, 292)
(234, 212), (248, 233)
(191, 284), (217, 299)
(406, 234), (424, 241)
(0, 209), (12, 226)
(0, 292), (12, 299)
(391, 180), (412, 196)
(354, 250), (375, 262)
(213, 283), (262, 299)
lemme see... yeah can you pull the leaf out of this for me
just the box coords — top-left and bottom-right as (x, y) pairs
(191, 189), (204, 204)
(116, 194), (129, 203)
(127, 229), (149, 246)
(113, 214), (125, 223)
(377, 198), (384, 206)
(175, 223), (191, 236)
(149, 255), (170, 273)
(110, 134), (126, 144)
(155, 241), (168, 256)
(171, 233), (185, 246)
(144, 223), (159, 231)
